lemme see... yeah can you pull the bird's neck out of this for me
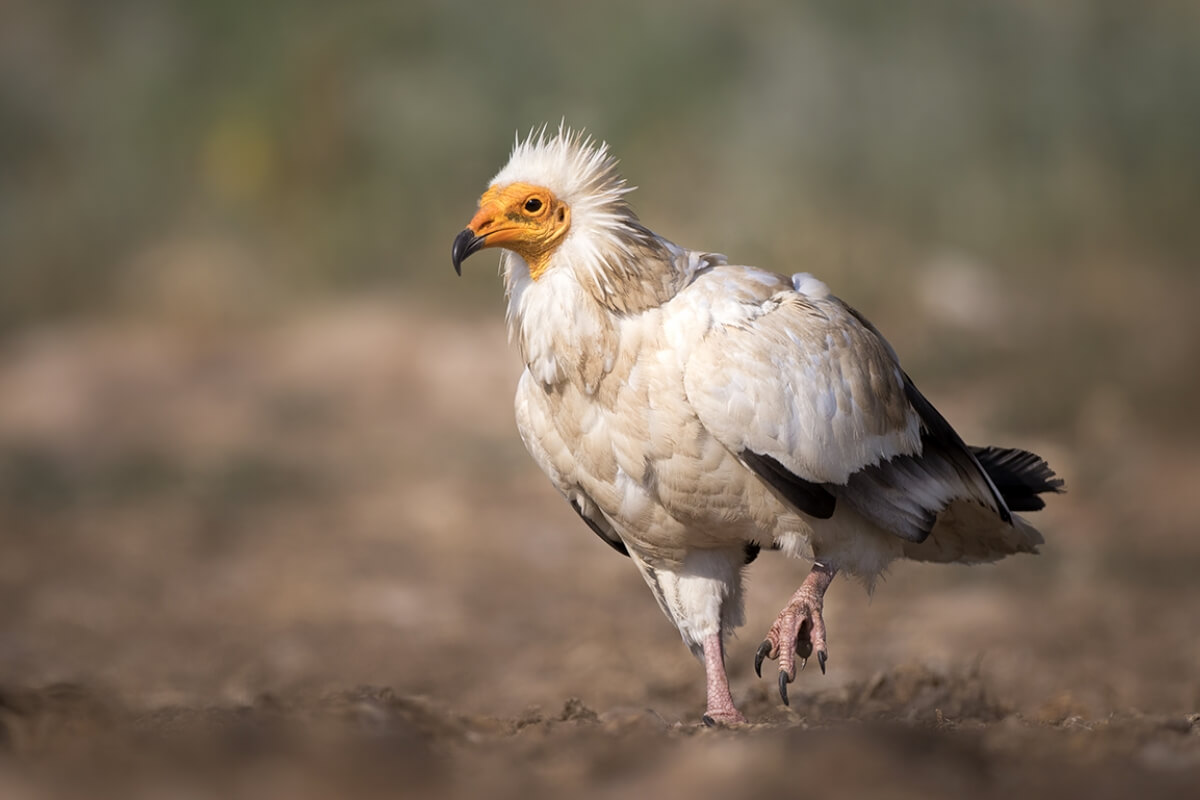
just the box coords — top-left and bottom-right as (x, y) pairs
(502, 236), (681, 392)
(570, 225), (682, 316)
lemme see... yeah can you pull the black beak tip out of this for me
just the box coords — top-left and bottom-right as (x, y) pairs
(451, 229), (485, 276)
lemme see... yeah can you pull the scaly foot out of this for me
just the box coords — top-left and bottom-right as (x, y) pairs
(754, 561), (837, 705)
(701, 632), (747, 725)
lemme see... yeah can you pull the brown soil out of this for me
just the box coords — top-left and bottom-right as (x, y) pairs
(1, 302), (1197, 798)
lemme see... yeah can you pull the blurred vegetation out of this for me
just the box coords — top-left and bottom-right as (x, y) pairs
(1, 0), (1198, 429)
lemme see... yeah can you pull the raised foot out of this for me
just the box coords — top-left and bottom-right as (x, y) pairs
(754, 562), (836, 706)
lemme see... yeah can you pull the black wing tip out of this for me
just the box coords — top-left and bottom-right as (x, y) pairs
(904, 376), (1064, 520)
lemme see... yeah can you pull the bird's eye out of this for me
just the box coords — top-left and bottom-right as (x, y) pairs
(524, 197), (543, 213)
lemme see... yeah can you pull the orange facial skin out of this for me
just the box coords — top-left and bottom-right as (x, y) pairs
(453, 182), (570, 280)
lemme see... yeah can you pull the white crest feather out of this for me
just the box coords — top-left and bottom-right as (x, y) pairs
(490, 123), (633, 222)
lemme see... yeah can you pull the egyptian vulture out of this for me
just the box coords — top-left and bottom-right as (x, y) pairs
(451, 127), (1062, 724)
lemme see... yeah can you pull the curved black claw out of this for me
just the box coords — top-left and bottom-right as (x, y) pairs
(818, 650), (827, 675)
(702, 714), (716, 728)
(778, 671), (790, 706)
(754, 640), (771, 678)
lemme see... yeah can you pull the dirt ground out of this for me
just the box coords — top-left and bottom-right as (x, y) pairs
(0, 301), (1197, 799)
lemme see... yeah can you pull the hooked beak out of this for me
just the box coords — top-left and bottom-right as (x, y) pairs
(451, 196), (529, 276)
(451, 229), (486, 276)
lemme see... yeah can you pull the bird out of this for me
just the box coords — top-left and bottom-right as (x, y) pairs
(451, 126), (1063, 725)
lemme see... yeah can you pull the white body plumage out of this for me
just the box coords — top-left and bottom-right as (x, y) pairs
(453, 127), (1059, 719)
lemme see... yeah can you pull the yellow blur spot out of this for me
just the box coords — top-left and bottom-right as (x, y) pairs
(201, 113), (275, 204)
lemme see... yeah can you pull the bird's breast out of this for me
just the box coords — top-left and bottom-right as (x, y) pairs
(521, 345), (771, 560)
(512, 275), (815, 560)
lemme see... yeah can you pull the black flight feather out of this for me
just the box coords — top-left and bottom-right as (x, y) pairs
(741, 450), (837, 519)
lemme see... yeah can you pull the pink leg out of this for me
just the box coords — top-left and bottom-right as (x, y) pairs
(754, 561), (837, 706)
(700, 632), (747, 726)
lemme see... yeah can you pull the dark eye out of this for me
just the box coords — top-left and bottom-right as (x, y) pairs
(523, 197), (543, 213)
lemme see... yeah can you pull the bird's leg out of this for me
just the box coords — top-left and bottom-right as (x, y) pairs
(700, 632), (747, 726)
(754, 561), (837, 705)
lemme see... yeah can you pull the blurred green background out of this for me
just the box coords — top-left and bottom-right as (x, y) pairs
(3, 0), (1198, 433)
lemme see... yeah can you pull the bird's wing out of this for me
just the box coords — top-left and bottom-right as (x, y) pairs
(682, 269), (1008, 542)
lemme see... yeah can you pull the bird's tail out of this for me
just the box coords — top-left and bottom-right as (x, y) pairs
(902, 446), (1062, 565)
(970, 446), (1064, 513)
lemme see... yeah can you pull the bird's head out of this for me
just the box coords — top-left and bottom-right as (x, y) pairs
(451, 125), (636, 280)
(451, 181), (571, 279)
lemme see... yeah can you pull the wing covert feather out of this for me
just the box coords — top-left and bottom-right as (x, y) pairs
(683, 290), (921, 486)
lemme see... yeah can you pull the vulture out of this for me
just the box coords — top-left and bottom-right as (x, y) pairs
(451, 126), (1062, 724)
